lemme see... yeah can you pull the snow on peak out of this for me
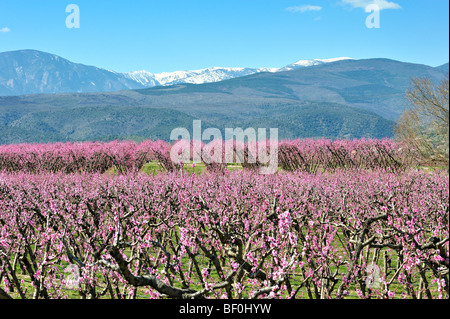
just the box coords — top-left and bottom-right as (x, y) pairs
(280, 57), (353, 71)
(121, 57), (353, 88)
(122, 66), (276, 87)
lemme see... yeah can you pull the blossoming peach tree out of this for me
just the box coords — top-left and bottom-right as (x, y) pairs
(0, 165), (447, 299)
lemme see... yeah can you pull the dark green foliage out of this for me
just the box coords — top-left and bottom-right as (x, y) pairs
(0, 107), (197, 144)
(247, 102), (395, 139)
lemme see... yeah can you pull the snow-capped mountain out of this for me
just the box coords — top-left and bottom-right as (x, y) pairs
(121, 58), (353, 88)
(279, 57), (353, 72)
(122, 66), (279, 87)
(0, 50), (354, 96)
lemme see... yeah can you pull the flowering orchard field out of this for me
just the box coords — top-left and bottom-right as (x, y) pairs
(0, 139), (448, 299)
(0, 138), (421, 174)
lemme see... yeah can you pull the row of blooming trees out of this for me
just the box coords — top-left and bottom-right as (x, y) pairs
(0, 138), (421, 174)
(0, 169), (448, 299)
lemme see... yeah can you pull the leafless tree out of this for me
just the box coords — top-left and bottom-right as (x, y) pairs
(395, 76), (449, 165)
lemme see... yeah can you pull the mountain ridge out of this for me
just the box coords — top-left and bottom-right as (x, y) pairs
(0, 52), (448, 144)
(0, 49), (143, 96)
(0, 49), (355, 96)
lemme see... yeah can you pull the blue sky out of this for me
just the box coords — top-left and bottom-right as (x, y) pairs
(0, 0), (448, 73)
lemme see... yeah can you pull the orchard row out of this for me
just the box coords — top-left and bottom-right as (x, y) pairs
(0, 138), (421, 174)
(0, 169), (447, 299)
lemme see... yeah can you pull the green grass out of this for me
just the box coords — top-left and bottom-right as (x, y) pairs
(140, 161), (245, 176)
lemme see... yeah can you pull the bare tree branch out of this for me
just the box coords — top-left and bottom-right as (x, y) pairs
(396, 76), (449, 164)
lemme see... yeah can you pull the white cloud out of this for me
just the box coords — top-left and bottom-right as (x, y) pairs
(287, 5), (323, 13)
(341, 0), (401, 11)
(0, 27), (11, 33)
